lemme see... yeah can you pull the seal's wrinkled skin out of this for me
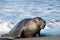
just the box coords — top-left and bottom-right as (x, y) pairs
(1, 17), (46, 38)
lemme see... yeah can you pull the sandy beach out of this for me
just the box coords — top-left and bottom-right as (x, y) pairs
(0, 36), (60, 40)
(15, 36), (60, 40)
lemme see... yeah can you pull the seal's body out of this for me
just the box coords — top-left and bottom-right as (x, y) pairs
(9, 18), (32, 38)
(1, 17), (46, 38)
(20, 19), (40, 37)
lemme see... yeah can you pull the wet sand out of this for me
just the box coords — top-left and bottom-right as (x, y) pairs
(0, 36), (60, 40)
(15, 36), (60, 40)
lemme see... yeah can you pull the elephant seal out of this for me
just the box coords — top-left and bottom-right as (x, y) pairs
(1, 17), (46, 38)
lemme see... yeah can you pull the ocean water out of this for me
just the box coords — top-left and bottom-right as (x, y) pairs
(0, 0), (60, 36)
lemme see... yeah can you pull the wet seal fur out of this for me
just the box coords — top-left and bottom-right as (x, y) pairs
(1, 17), (46, 38)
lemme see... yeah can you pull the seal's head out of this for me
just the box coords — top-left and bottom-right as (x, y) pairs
(33, 17), (46, 29)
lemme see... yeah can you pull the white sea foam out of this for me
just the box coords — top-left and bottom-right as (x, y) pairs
(0, 22), (14, 35)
